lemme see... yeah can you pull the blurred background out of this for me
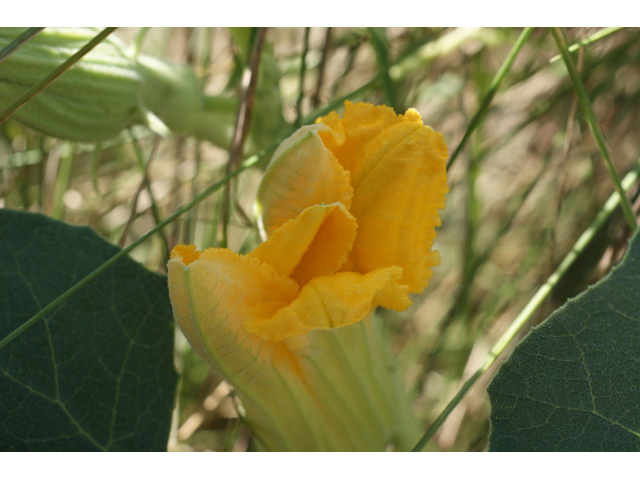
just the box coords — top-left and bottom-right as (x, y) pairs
(2, 27), (639, 451)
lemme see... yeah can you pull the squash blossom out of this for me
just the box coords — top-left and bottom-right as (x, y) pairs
(168, 101), (448, 451)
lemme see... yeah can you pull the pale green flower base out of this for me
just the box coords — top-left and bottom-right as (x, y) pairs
(241, 315), (420, 452)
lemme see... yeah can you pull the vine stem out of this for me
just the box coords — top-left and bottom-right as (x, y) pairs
(412, 159), (640, 451)
(0, 27), (44, 65)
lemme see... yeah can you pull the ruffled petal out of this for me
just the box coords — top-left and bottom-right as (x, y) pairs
(250, 202), (357, 287)
(244, 266), (411, 342)
(168, 245), (414, 451)
(316, 101), (400, 176)
(168, 246), (299, 378)
(256, 124), (353, 238)
(169, 246), (347, 451)
(316, 101), (448, 293)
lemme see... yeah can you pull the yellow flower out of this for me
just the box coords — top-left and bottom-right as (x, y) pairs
(168, 101), (448, 451)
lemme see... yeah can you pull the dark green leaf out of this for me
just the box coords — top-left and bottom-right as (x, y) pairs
(0, 210), (177, 451)
(488, 228), (640, 451)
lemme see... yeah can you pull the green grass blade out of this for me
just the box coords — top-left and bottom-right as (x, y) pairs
(0, 27), (117, 125)
(548, 27), (623, 64)
(295, 27), (311, 127)
(51, 143), (75, 219)
(447, 27), (533, 172)
(369, 27), (396, 109)
(0, 27), (44, 65)
(90, 143), (103, 196)
(0, 153), (261, 351)
(395, 28), (447, 64)
(551, 27), (637, 231)
(412, 157), (640, 452)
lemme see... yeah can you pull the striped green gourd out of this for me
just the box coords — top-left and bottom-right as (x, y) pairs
(0, 28), (285, 150)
